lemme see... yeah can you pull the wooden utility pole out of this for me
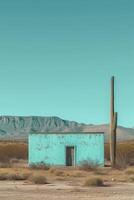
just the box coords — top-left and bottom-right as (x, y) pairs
(110, 76), (118, 167)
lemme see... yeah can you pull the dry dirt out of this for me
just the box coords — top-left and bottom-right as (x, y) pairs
(0, 180), (133, 200)
(0, 166), (134, 200)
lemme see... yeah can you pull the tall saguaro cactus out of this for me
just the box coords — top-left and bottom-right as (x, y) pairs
(110, 76), (118, 167)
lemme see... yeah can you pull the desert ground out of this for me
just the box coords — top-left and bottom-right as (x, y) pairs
(0, 141), (133, 200)
(0, 166), (134, 200)
(0, 180), (134, 200)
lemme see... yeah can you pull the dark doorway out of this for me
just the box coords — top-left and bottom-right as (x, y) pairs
(66, 146), (75, 166)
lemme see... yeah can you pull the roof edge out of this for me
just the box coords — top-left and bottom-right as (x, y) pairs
(29, 132), (104, 135)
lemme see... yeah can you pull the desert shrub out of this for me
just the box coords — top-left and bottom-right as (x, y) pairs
(54, 170), (65, 176)
(70, 172), (83, 177)
(21, 172), (32, 179)
(0, 142), (27, 162)
(94, 169), (108, 175)
(30, 163), (50, 170)
(79, 160), (99, 171)
(49, 168), (67, 176)
(49, 167), (56, 173)
(29, 174), (47, 184)
(7, 172), (26, 181)
(7, 172), (32, 181)
(105, 142), (134, 166)
(0, 162), (12, 168)
(0, 172), (8, 180)
(125, 168), (134, 175)
(114, 151), (128, 170)
(84, 177), (104, 187)
(0, 171), (31, 181)
(128, 176), (134, 182)
(10, 158), (20, 164)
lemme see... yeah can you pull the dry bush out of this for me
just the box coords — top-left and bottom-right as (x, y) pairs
(84, 177), (104, 187)
(70, 172), (83, 177)
(0, 159), (27, 169)
(94, 169), (108, 175)
(0, 162), (12, 168)
(49, 168), (68, 177)
(55, 177), (65, 181)
(7, 172), (29, 180)
(54, 170), (65, 176)
(114, 151), (128, 170)
(105, 142), (134, 166)
(29, 174), (47, 184)
(128, 176), (134, 182)
(0, 171), (32, 181)
(30, 163), (50, 170)
(10, 158), (20, 164)
(79, 160), (99, 171)
(0, 172), (8, 180)
(20, 172), (32, 179)
(0, 142), (27, 163)
(125, 168), (134, 175)
(49, 167), (56, 173)
(7, 173), (24, 180)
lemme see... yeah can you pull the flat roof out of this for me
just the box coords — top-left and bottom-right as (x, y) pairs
(29, 132), (104, 135)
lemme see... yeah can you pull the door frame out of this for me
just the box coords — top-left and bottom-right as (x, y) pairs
(65, 146), (76, 167)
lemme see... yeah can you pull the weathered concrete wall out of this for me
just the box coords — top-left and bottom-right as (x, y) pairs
(29, 133), (104, 166)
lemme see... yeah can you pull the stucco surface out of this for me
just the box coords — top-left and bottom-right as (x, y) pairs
(29, 133), (104, 166)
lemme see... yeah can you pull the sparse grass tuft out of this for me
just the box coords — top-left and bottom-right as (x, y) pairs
(7, 172), (29, 180)
(0, 172), (8, 180)
(125, 168), (134, 175)
(94, 169), (108, 175)
(0, 162), (12, 168)
(21, 172), (32, 179)
(30, 163), (50, 170)
(10, 158), (20, 164)
(54, 170), (65, 176)
(49, 167), (56, 173)
(79, 160), (99, 171)
(128, 176), (134, 182)
(84, 177), (104, 187)
(29, 174), (47, 184)
(70, 172), (83, 177)
(0, 170), (32, 181)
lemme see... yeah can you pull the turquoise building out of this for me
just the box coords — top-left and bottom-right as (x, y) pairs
(28, 132), (104, 166)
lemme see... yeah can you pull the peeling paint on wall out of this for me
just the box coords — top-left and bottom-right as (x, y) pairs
(28, 132), (104, 166)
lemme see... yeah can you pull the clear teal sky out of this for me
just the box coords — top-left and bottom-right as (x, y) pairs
(0, 0), (133, 127)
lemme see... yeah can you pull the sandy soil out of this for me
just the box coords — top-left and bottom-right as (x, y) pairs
(0, 166), (134, 200)
(0, 180), (133, 200)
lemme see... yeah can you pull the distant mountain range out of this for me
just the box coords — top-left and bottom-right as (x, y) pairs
(0, 116), (133, 142)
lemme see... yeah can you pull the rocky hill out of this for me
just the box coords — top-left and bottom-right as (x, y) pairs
(0, 116), (133, 142)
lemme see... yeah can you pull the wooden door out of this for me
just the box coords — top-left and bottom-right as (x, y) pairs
(66, 146), (75, 166)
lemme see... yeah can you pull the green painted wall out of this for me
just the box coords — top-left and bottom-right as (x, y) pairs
(28, 132), (104, 166)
